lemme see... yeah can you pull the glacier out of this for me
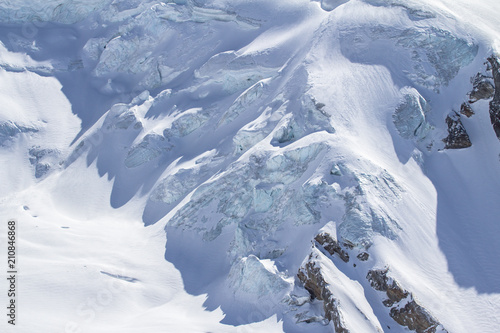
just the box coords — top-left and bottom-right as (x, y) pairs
(393, 87), (432, 141)
(0, 0), (500, 332)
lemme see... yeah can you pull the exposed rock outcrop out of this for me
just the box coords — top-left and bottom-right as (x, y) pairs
(297, 253), (349, 333)
(459, 102), (474, 118)
(391, 300), (442, 333)
(367, 268), (408, 307)
(367, 268), (446, 333)
(443, 112), (472, 149)
(314, 231), (350, 263)
(357, 252), (369, 261)
(298, 231), (445, 333)
(487, 56), (500, 139)
(469, 73), (495, 103)
(28, 146), (61, 178)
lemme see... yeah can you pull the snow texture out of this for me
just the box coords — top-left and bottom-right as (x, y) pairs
(0, 0), (500, 332)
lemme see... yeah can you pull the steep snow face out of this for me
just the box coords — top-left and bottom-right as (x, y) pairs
(0, 45), (80, 194)
(1, 0), (500, 332)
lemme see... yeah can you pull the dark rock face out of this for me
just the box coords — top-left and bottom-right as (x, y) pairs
(298, 233), (446, 333)
(357, 252), (369, 261)
(469, 75), (495, 103)
(390, 301), (440, 333)
(314, 232), (350, 263)
(297, 231), (353, 331)
(367, 268), (446, 333)
(297, 254), (349, 333)
(487, 56), (500, 139)
(460, 102), (474, 118)
(367, 268), (408, 307)
(443, 112), (472, 149)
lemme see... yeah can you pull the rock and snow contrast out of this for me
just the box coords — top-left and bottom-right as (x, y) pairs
(0, 0), (500, 332)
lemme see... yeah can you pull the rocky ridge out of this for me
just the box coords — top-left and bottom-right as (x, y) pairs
(297, 252), (348, 333)
(487, 56), (500, 139)
(443, 112), (472, 149)
(298, 229), (447, 333)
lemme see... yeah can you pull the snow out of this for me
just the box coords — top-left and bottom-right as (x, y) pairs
(124, 133), (172, 168)
(0, 60), (80, 196)
(0, 0), (113, 24)
(0, 175), (283, 333)
(219, 79), (270, 126)
(228, 255), (292, 299)
(393, 87), (432, 141)
(0, 0), (500, 332)
(305, 246), (385, 332)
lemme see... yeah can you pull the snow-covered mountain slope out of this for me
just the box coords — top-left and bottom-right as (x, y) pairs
(1, 0), (500, 332)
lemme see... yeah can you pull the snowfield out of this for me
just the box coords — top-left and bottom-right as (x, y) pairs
(0, 0), (500, 332)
